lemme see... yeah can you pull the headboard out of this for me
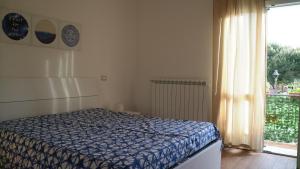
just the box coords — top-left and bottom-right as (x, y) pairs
(0, 77), (100, 121)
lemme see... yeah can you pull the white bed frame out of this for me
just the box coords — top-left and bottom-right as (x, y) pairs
(175, 140), (222, 169)
(0, 77), (222, 169)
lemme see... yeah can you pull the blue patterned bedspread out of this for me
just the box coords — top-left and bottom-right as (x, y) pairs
(0, 108), (220, 169)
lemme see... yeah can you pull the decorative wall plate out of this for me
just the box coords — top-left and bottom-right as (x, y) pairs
(35, 20), (56, 44)
(2, 13), (28, 40)
(62, 25), (79, 47)
(0, 8), (31, 45)
(32, 16), (58, 48)
(59, 22), (80, 50)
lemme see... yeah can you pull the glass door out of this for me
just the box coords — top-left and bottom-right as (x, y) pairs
(264, 4), (300, 160)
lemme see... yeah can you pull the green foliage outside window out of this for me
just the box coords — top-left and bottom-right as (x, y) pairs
(267, 44), (300, 89)
(264, 96), (300, 143)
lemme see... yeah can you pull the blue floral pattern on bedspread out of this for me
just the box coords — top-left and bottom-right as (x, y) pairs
(0, 108), (220, 169)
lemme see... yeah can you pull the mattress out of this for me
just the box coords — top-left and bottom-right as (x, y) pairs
(0, 108), (220, 169)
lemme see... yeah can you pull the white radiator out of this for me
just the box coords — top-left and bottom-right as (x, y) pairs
(151, 79), (209, 121)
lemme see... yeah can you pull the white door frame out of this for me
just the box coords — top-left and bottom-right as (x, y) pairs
(266, 0), (300, 8)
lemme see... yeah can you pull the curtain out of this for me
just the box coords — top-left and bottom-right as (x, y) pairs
(213, 0), (266, 151)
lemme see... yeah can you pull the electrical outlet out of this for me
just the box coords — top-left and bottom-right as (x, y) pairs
(100, 75), (108, 81)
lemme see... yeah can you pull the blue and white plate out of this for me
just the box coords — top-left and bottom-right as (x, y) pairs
(61, 24), (79, 47)
(2, 12), (29, 41)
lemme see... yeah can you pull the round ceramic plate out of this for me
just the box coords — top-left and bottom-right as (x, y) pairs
(61, 24), (79, 47)
(2, 12), (29, 41)
(35, 19), (56, 44)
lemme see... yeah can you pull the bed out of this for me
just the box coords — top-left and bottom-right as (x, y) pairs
(0, 108), (221, 169)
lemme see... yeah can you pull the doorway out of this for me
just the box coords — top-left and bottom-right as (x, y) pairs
(264, 4), (300, 158)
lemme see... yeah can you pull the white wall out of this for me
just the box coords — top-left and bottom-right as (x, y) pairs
(0, 0), (137, 111)
(134, 0), (213, 115)
(0, 0), (214, 118)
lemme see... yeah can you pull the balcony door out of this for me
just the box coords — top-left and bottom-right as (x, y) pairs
(264, 1), (300, 167)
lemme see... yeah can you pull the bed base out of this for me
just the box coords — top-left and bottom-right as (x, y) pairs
(174, 140), (222, 169)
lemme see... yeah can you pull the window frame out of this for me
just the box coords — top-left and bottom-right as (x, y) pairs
(266, 0), (300, 8)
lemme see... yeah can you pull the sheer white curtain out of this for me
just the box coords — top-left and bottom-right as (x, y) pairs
(213, 0), (266, 151)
